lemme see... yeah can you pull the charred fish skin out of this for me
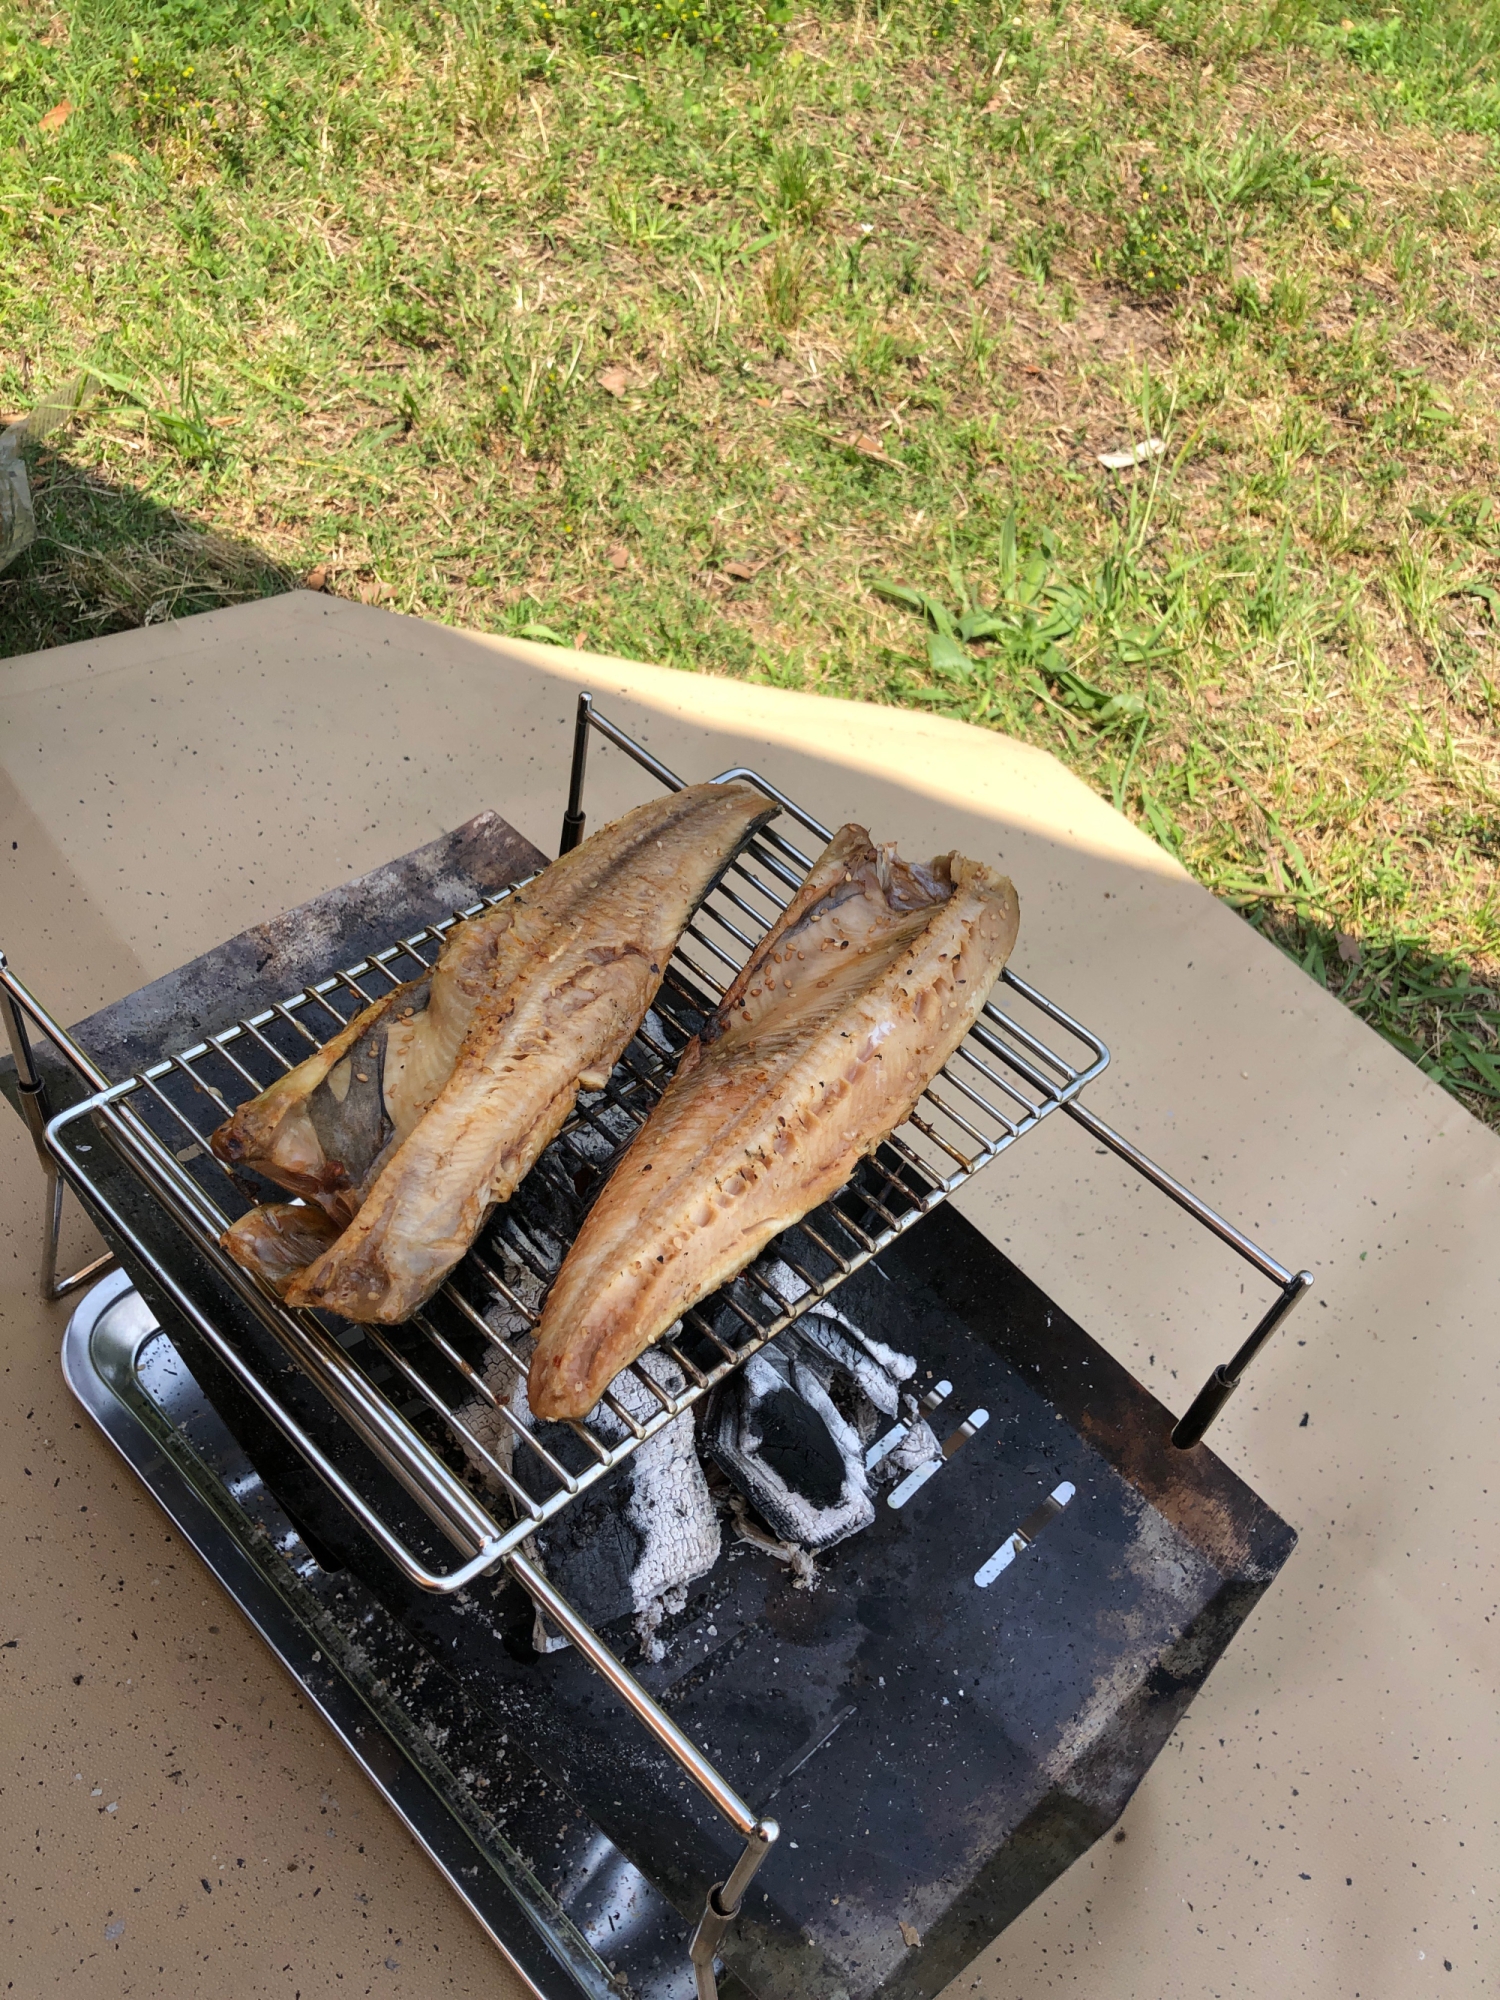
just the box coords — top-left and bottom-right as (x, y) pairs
(527, 826), (1019, 1422)
(209, 889), (523, 1213)
(280, 781), (779, 1325)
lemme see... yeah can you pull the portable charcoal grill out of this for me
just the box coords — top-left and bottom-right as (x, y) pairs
(2, 695), (1312, 2000)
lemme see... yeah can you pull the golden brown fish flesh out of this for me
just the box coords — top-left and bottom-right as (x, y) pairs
(215, 781), (776, 1321)
(220, 1201), (344, 1297)
(527, 824), (1019, 1421)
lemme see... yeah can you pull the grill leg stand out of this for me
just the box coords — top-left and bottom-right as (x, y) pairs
(505, 1553), (780, 1998)
(558, 690), (593, 855)
(690, 1824), (778, 2000)
(1063, 1100), (1313, 1450)
(2, 980), (116, 1302)
(1171, 1269), (1313, 1448)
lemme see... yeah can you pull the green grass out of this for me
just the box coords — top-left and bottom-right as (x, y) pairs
(3, 0), (1500, 1115)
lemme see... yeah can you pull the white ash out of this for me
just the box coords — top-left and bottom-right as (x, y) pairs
(454, 1300), (719, 1664)
(762, 1260), (941, 1490)
(876, 1414), (942, 1483)
(755, 1258), (918, 1394)
(593, 1350), (721, 1662)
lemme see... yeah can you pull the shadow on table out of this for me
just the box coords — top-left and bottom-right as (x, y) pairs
(0, 448), (292, 659)
(1249, 905), (1500, 1121)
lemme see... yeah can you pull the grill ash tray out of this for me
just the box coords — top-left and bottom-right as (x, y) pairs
(66, 1203), (1294, 2000)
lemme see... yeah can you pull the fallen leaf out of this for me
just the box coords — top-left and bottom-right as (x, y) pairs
(574, 630), (588, 649)
(303, 565), (328, 591)
(355, 578), (392, 604)
(1335, 932), (1363, 965)
(606, 544), (630, 570)
(898, 1920), (921, 1948)
(598, 367), (631, 398)
(1097, 436), (1166, 470)
(844, 431), (903, 470)
(39, 99), (73, 134)
(722, 559), (758, 581)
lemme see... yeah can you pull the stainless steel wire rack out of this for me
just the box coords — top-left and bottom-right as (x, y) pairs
(2, 692), (1311, 1998)
(22, 715), (1118, 1591)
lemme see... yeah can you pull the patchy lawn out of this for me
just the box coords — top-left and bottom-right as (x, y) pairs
(4, 0), (1500, 1110)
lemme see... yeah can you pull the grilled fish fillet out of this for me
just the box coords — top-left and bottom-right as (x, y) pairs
(527, 824), (1019, 1421)
(215, 782), (776, 1321)
(210, 901), (518, 1223)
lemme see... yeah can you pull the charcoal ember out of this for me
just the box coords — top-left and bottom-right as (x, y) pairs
(456, 1314), (718, 1659)
(706, 1270), (937, 1552)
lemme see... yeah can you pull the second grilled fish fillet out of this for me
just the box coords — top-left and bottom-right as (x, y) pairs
(527, 824), (1020, 1421)
(257, 780), (777, 1323)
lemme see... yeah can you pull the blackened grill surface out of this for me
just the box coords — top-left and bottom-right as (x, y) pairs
(119, 1201), (1292, 2000)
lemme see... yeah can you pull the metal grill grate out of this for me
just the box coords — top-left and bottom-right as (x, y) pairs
(47, 745), (1108, 1593)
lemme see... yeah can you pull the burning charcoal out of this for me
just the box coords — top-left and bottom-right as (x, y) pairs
(456, 1333), (718, 1661)
(709, 1348), (875, 1550)
(706, 1277), (929, 1552)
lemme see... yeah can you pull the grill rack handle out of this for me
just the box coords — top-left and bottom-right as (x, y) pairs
(1061, 1094), (1314, 1447)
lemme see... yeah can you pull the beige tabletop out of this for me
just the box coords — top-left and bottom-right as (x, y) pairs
(2, 592), (1495, 1999)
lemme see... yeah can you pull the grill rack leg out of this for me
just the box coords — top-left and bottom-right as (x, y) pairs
(1063, 1097), (1313, 1448)
(690, 1825), (778, 2000)
(558, 690), (593, 855)
(1, 967), (116, 1303)
(507, 1549), (779, 1996)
